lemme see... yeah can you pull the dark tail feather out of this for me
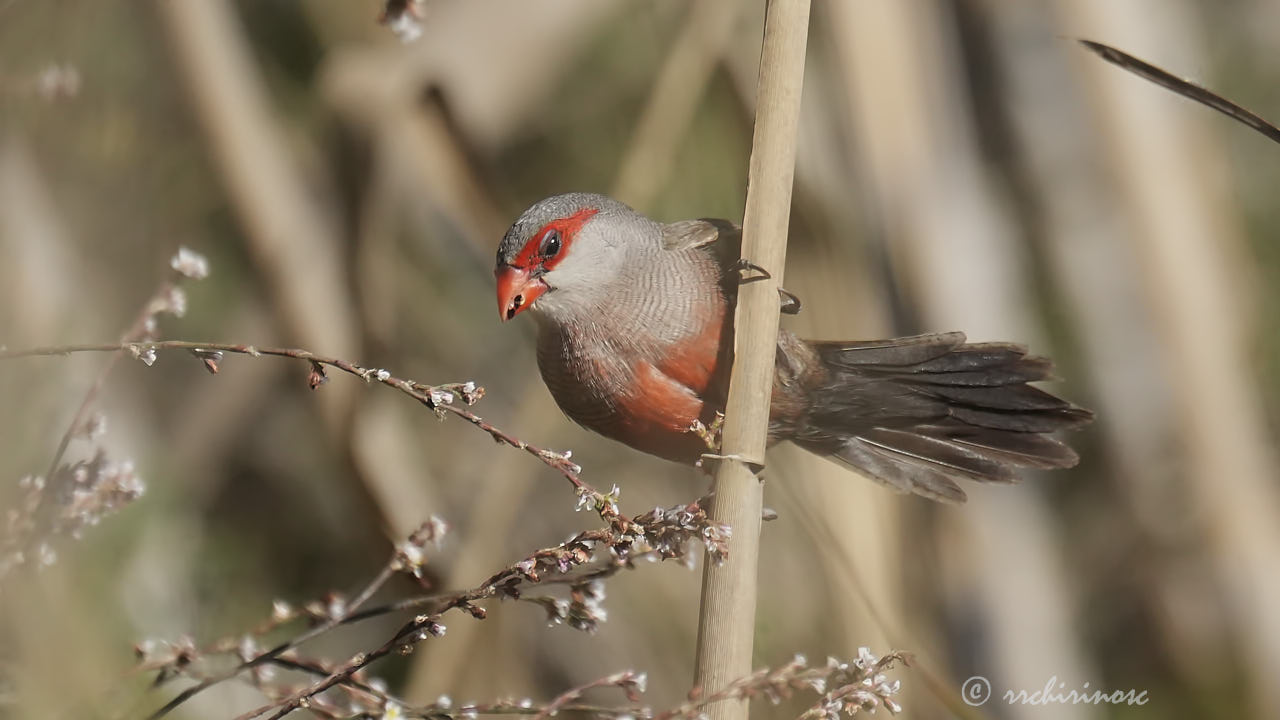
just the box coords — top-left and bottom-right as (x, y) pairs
(795, 332), (1092, 503)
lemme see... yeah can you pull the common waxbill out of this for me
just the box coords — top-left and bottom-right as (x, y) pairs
(495, 193), (1091, 502)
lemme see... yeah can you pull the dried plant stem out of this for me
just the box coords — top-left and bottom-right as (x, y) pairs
(237, 616), (424, 720)
(9, 276), (179, 569)
(132, 489), (725, 718)
(39, 284), (169, 471)
(1, 340), (596, 500)
(692, 1), (810, 719)
(149, 562), (398, 719)
(530, 672), (639, 720)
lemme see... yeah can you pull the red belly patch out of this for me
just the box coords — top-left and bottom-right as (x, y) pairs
(611, 361), (710, 463)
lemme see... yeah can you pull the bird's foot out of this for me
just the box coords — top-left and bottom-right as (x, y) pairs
(730, 258), (802, 314)
(778, 287), (802, 314)
(731, 257), (772, 282)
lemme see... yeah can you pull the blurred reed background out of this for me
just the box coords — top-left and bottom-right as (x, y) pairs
(2, 0), (1279, 718)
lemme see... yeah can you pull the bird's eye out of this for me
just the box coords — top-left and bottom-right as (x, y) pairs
(540, 229), (562, 258)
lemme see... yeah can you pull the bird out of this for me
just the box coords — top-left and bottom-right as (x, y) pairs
(494, 193), (1092, 502)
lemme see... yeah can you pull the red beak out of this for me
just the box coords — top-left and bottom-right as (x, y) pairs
(495, 265), (548, 322)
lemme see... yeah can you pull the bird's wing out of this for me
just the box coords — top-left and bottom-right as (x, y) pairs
(661, 218), (800, 314)
(661, 218), (740, 257)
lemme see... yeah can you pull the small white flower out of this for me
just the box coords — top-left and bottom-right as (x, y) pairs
(135, 347), (157, 367)
(518, 698), (533, 709)
(327, 595), (347, 619)
(134, 638), (158, 661)
(35, 63), (80, 100)
(398, 541), (425, 569)
(386, 13), (423, 43)
(170, 247), (210, 279)
(81, 413), (108, 440)
(546, 598), (569, 625)
(164, 286), (188, 317)
(375, 369), (391, 381)
(239, 635), (258, 662)
(272, 599), (293, 621)
(381, 700), (404, 720)
(435, 695), (452, 710)
(680, 549), (697, 570)
(37, 543), (56, 567)
(876, 679), (899, 696)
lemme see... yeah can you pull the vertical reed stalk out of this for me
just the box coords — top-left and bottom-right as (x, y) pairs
(692, 2), (811, 718)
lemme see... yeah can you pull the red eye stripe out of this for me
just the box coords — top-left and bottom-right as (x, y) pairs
(513, 207), (599, 269)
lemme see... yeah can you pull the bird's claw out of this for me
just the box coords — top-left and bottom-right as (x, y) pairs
(732, 258), (802, 314)
(732, 257), (771, 282)
(778, 287), (802, 314)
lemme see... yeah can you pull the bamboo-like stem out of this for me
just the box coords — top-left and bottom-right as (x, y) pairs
(691, 1), (811, 718)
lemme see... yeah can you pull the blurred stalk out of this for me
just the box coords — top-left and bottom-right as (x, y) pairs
(0, 139), (74, 343)
(1062, 1), (1280, 715)
(154, 0), (358, 421)
(154, 0), (396, 550)
(612, 0), (742, 212)
(829, 4), (1097, 718)
(157, 0), (363, 366)
(692, 1), (810, 717)
(979, 0), (1226, 686)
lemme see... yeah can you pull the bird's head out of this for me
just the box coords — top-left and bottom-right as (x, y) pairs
(494, 193), (644, 322)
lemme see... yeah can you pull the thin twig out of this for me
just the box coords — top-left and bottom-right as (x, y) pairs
(139, 497), (727, 719)
(240, 614), (426, 720)
(6, 262), (193, 576)
(531, 671), (643, 720)
(143, 563), (398, 720)
(1, 340), (602, 504)
(36, 288), (169, 483)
